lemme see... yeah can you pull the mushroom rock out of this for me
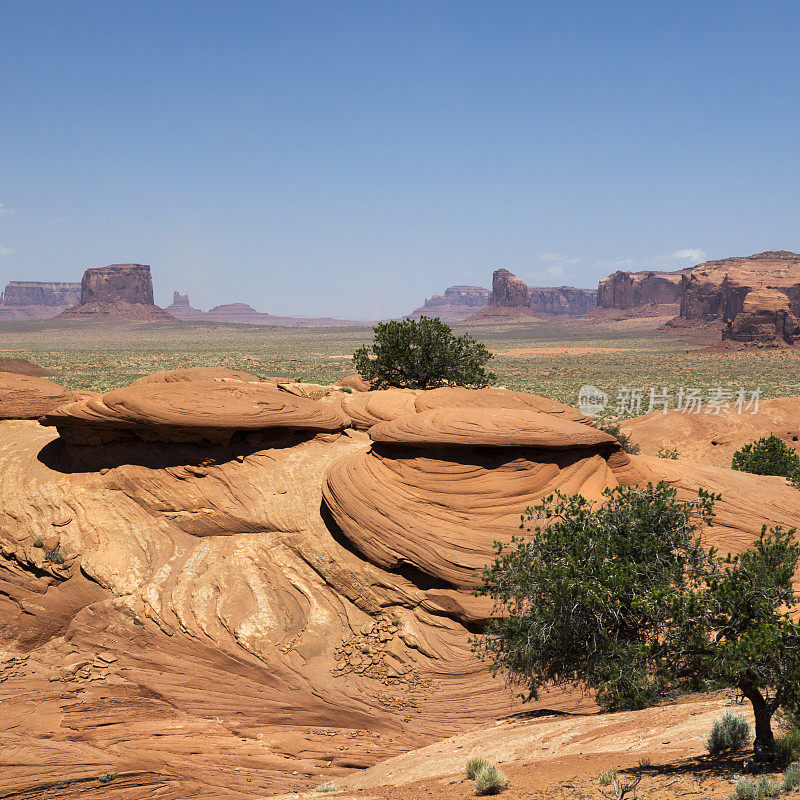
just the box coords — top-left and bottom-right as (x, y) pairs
(339, 388), (419, 430)
(724, 288), (799, 346)
(40, 379), (350, 444)
(131, 366), (272, 385)
(0, 373), (79, 420)
(412, 386), (594, 424)
(370, 407), (616, 449)
(324, 401), (623, 589)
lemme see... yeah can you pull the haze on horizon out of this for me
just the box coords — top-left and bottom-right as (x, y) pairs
(1, 0), (799, 320)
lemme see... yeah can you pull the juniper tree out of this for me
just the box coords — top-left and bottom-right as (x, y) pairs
(474, 482), (800, 767)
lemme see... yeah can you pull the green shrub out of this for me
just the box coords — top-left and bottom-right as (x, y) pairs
(598, 422), (640, 454)
(757, 775), (783, 797)
(776, 727), (800, 767)
(339, 386), (353, 394)
(466, 756), (491, 780)
(353, 316), (495, 390)
(32, 536), (44, 548)
(97, 772), (116, 783)
(732, 435), (800, 487)
(707, 712), (751, 754)
(598, 770), (618, 786)
(657, 447), (679, 459)
(783, 763), (800, 791)
(473, 764), (507, 796)
(44, 548), (66, 565)
(312, 781), (337, 793)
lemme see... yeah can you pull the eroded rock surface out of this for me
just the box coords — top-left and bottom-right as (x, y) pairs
(724, 288), (800, 346)
(597, 269), (687, 309)
(2, 374), (800, 798)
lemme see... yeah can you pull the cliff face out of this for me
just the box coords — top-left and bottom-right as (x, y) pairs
(474, 269), (596, 317)
(0, 281), (82, 320)
(1, 281), (81, 307)
(407, 285), (490, 321)
(680, 251), (800, 321)
(597, 270), (687, 309)
(59, 264), (174, 320)
(528, 286), (597, 315)
(724, 288), (800, 346)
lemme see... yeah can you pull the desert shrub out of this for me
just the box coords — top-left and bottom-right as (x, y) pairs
(339, 386), (353, 394)
(598, 770), (618, 786)
(707, 712), (752, 754)
(353, 316), (495, 390)
(474, 481), (800, 766)
(598, 422), (640, 454)
(473, 764), (507, 796)
(465, 756), (491, 780)
(775, 726), (800, 767)
(783, 763), (800, 791)
(97, 772), (116, 783)
(32, 536), (44, 548)
(312, 781), (337, 793)
(44, 548), (65, 565)
(657, 446), (679, 459)
(732, 436), (800, 487)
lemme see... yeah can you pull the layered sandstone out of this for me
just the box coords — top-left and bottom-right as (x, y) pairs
(471, 269), (597, 319)
(723, 288), (800, 346)
(407, 285), (491, 321)
(2, 374), (800, 797)
(597, 269), (688, 309)
(0, 280), (81, 320)
(680, 251), (800, 321)
(0, 373), (82, 419)
(59, 264), (174, 320)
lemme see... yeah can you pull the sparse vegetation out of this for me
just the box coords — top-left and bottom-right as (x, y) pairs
(599, 774), (641, 800)
(657, 446), (679, 459)
(44, 548), (65, 564)
(474, 482), (800, 766)
(32, 536), (44, 548)
(465, 756), (491, 780)
(598, 421), (640, 454)
(782, 762), (800, 790)
(353, 316), (495, 390)
(732, 435), (800, 488)
(312, 781), (337, 793)
(598, 770), (618, 786)
(707, 712), (751, 754)
(473, 764), (507, 796)
(97, 772), (116, 783)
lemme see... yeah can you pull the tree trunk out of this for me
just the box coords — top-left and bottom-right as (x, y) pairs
(741, 683), (776, 766)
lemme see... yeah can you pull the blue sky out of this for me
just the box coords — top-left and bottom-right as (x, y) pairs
(1, 1), (798, 318)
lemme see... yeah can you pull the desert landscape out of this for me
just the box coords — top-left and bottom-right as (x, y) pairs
(4, 4), (800, 799)
(0, 254), (799, 800)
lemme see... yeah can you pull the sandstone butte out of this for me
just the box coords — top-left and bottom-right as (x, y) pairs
(0, 280), (81, 321)
(1, 368), (800, 798)
(469, 268), (597, 320)
(58, 263), (175, 320)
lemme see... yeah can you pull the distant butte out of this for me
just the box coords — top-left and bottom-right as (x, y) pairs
(59, 264), (174, 320)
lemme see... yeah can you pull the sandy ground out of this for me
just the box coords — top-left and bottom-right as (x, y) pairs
(495, 347), (658, 356)
(264, 693), (786, 800)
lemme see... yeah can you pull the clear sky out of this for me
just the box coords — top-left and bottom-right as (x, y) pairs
(1, 1), (799, 319)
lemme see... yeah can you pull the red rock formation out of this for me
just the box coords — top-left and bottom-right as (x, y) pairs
(490, 268), (529, 307)
(0, 280), (81, 320)
(680, 251), (800, 322)
(0, 373), (81, 419)
(723, 288), (800, 346)
(597, 269), (688, 309)
(59, 264), (174, 320)
(471, 269), (596, 319)
(407, 286), (491, 321)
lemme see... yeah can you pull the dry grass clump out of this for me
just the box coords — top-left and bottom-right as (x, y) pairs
(473, 764), (507, 796)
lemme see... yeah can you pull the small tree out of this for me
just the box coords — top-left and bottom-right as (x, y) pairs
(732, 435), (800, 487)
(473, 483), (800, 767)
(352, 316), (495, 390)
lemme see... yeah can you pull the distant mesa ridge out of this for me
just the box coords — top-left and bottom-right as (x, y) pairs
(0, 280), (81, 320)
(407, 285), (491, 321)
(468, 268), (597, 319)
(597, 268), (689, 310)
